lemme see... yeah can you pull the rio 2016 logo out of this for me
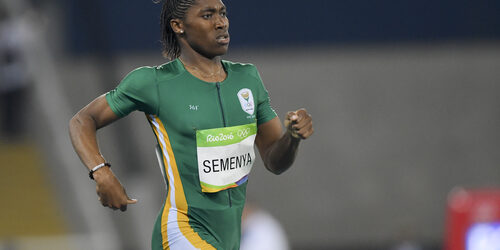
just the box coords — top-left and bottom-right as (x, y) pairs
(206, 133), (234, 143)
(237, 128), (251, 138)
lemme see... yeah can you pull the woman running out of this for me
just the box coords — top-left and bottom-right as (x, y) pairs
(69, 0), (313, 249)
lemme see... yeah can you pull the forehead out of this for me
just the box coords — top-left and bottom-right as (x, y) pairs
(190, 0), (226, 11)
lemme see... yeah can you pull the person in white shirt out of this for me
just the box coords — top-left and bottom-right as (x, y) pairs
(240, 203), (290, 250)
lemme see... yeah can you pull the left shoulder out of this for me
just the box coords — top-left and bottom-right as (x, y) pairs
(222, 60), (260, 80)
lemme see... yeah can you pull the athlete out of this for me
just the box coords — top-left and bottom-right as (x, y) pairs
(68, 0), (314, 249)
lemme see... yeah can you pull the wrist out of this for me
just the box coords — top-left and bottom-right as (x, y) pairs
(286, 128), (302, 140)
(92, 167), (113, 182)
(89, 162), (111, 180)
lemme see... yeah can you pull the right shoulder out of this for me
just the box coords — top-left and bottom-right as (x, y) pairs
(120, 66), (157, 88)
(107, 66), (160, 116)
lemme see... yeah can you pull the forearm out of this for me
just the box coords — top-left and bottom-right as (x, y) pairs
(68, 97), (135, 211)
(69, 113), (106, 170)
(262, 131), (301, 175)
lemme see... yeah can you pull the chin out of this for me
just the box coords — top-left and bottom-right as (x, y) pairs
(217, 48), (229, 56)
(212, 44), (229, 54)
(193, 44), (229, 59)
(205, 48), (229, 59)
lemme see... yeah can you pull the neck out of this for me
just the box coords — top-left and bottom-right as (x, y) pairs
(178, 42), (224, 72)
(178, 51), (227, 82)
(179, 54), (222, 74)
(177, 42), (227, 81)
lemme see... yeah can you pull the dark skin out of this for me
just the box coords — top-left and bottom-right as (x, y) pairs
(68, 0), (313, 211)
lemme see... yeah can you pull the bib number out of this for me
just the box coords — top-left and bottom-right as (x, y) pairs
(196, 123), (257, 193)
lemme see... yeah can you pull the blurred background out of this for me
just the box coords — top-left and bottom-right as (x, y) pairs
(1, 0), (500, 249)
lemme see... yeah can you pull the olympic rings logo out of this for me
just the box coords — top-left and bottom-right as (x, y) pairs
(237, 128), (251, 138)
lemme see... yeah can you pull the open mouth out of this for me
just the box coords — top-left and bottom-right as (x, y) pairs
(216, 34), (230, 45)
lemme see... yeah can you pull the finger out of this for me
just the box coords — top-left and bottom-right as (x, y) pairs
(118, 199), (138, 212)
(284, 112), (294, 126)
(296, 108), (308, 114)
(299, 127), (314, 139)
(98, 197), (106, 205)
(101, 200), (109, 207)
(295, 124), (313, 139)
(286, 111), (299, 122)
(98, 192), (109, 202)
(107, 203), (119, 210)
(301, 131), (313, 139)
(99, 197), (108, 206)
(123, 188), (138, 204)
(297, 123), (313, 135)
(292, 116), (312, 130)
(295, 109), (309, 121)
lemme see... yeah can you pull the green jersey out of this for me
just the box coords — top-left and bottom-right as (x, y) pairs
(106, 58), (277, 250)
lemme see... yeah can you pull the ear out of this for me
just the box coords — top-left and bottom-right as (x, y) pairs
(170, 18), (184, 35)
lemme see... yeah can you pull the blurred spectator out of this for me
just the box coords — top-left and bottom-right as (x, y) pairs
(240, 203), (290, 250)
(0, 2), (32, 141)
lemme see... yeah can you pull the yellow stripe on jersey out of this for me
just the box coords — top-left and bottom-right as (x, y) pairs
(148, 116), (171, 248)
(149, 115), (215, 250)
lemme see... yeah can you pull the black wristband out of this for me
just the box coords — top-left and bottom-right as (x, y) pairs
(89, 162), (111, 180)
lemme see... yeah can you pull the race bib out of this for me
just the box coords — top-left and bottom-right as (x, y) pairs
(196, 123), (257, 193)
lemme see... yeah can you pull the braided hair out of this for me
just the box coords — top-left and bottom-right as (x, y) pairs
(158, 0), (197, 59)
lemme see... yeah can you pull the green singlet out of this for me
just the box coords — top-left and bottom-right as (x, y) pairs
(105, 58), (277, 250)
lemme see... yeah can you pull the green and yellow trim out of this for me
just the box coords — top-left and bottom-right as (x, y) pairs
(148, 115), (215, 250)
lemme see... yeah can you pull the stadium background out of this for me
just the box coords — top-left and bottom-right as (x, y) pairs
(1, 0), (500, 249)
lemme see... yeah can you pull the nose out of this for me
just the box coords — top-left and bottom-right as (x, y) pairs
(215, 15), (228, 30)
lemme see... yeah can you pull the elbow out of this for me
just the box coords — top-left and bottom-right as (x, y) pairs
(69, 113), (82, 131)
(260, 144), (295, 175)
(271, 169), (285, 175)
(262, 153), (292, 175)
(69, 114), (77, 127)
(69, 112), (90, 136)
(69, 114), (77, 133)
(264, 163), (288, 175)
(68, 114), (80, 139)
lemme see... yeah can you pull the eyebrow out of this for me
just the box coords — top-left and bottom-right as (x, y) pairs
(199, 6), (226, 13)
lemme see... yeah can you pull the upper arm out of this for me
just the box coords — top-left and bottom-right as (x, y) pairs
(75, 94), (121, 129)
(248, 64), (281, 158)
(106, 66), (158, 117)
(255, 117), (282, 158)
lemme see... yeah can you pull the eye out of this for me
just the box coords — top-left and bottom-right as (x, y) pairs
(202, 13), (212, 19)
(220, 11), (227, 17)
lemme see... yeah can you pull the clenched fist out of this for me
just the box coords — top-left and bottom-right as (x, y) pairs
(284, 108), (314, 139)
(93, 167), (137, 211)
